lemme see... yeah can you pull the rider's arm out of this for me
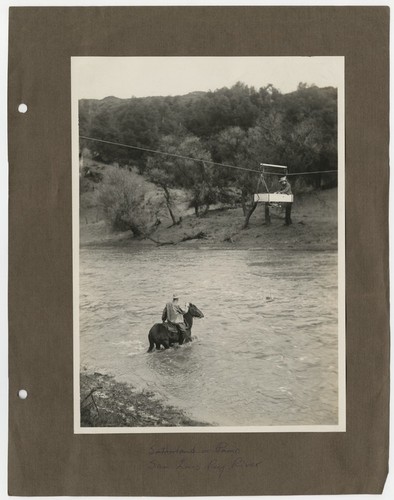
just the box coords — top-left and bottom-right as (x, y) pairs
(176, 303), (189, 314)
(162, 307), (167, 322)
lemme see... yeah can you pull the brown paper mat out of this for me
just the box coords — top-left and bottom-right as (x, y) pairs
(8, 6), (389, 495)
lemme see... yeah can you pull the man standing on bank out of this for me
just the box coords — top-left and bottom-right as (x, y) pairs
(278, 176), (293, 226)
(162, 294), (190, 342)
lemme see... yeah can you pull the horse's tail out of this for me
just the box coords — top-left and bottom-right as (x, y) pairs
(147, 337), (155, 352)
(147, 329), (155, 353)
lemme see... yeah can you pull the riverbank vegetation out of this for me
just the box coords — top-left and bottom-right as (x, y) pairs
(80, 372), (209, 427)
(79, 82), (338, 247)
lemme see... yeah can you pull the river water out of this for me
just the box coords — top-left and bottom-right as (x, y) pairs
(80, 245), (339, 427)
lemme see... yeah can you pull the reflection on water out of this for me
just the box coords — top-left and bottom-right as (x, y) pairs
(80, 246), (338, 426)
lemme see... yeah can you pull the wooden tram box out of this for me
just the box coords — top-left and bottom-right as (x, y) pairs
(254, 193), (294, 203)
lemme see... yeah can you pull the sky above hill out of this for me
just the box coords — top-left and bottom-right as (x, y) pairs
(72, 57), (343, 100)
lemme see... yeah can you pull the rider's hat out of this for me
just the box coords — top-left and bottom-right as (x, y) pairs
(172, 293), (179, 299)
(279, 176), (287, 183)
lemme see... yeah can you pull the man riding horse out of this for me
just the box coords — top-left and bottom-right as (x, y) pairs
(147, 296), (204, 352)
(162, 293), (189, 343)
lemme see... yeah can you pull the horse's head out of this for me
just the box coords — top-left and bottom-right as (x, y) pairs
(187, 303), (204, 319)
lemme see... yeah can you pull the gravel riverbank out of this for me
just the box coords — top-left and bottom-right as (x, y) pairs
(80, 372), (209, 427)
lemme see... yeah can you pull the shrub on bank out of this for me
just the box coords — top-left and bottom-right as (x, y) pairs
(97, 166), (164, 237)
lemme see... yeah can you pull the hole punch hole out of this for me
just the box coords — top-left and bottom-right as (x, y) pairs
(18, 389), (28, 400)
(18, 103), (28, 114)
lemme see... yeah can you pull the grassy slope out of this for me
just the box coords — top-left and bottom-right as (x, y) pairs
(148, 188), (337, 250)
(81, 186), (338, 251)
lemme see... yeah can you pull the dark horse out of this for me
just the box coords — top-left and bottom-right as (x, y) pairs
(147, 303), (204, 352)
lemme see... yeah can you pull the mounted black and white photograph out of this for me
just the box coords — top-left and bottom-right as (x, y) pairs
(72, 57), (345, 433)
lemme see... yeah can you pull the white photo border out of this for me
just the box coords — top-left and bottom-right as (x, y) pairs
(71, 56), (346, 434)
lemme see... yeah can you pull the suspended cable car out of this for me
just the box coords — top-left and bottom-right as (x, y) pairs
(253, 163), (294, 204)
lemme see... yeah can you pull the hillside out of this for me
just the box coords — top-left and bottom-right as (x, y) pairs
(79, 83), (337, 178)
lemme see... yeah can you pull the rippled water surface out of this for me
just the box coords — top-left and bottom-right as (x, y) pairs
(80, 246), (338, 426)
